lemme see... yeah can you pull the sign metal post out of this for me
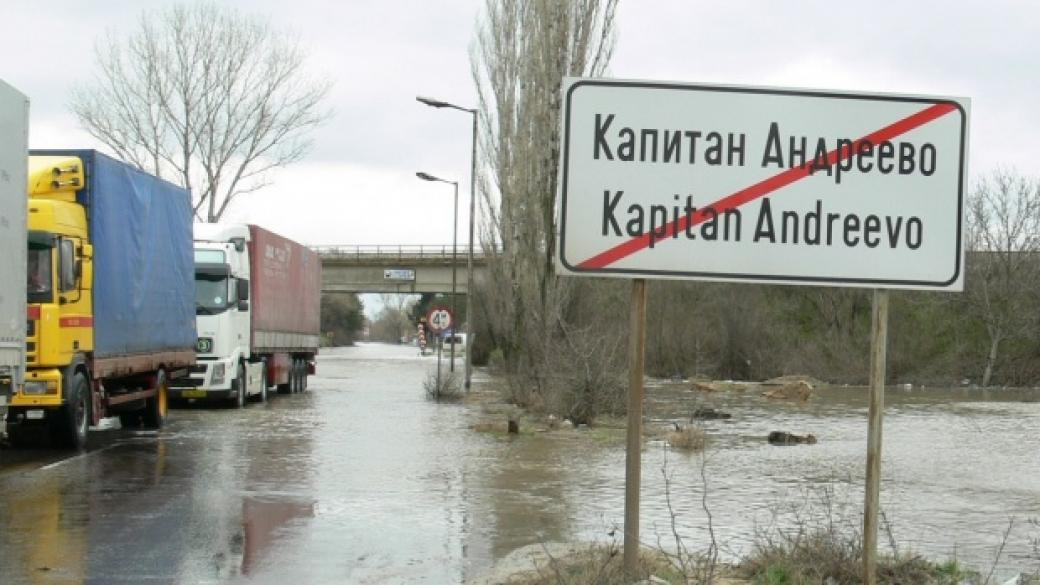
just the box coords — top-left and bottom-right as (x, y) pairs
(622, 278), (647, 572)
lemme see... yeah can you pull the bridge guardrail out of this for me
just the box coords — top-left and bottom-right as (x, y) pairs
(312, 244), (499, 260)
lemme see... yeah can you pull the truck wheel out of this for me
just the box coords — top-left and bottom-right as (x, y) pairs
(292, 359), (303, 394)
(142, 370), (168, 429)
(234, 366), (246, 408)
(300, 361), (309, 392)
(52, 373), (90, 449)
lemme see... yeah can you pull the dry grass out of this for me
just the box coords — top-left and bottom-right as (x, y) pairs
(489, 542), (722, 585)
(424, 370), (462, 401)
(740, 512), (980, 585)
(666, 425), (707, 452)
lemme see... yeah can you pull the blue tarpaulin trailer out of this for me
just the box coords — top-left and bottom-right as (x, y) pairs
(29, 149), (195, 360)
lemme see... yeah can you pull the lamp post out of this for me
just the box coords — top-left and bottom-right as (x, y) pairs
(417, 96), (477, 390)
(416, 171), (459, 371)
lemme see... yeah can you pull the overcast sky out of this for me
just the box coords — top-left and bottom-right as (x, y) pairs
(2, 0), (1037, 251)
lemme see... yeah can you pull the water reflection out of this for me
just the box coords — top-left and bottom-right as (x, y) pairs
(241, 497), (315, 575)
(0, 471), (88, 584)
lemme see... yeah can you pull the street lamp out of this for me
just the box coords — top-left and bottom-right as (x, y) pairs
(416, 171), (459, 371)
(417, 95), (477, 390)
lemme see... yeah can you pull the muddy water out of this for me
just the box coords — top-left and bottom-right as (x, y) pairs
(641, 382), (1040, 578)
(313, 344), (1039, 582)
(0, 342), (1036, 584)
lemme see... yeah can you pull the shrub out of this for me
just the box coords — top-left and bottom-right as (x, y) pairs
(424, 370), (462, 401)
(666, 425), (707, 452)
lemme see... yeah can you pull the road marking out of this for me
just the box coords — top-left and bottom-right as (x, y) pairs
(37, 444), (120, 470)
(575, 102), (958, 270)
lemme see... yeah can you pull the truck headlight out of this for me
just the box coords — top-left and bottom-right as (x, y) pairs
(24, 380), (54, 395)
(210, 363), (225, 385)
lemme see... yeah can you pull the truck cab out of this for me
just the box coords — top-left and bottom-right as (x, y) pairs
(174, 224), (266, 405)
(13, 158), (95, 440)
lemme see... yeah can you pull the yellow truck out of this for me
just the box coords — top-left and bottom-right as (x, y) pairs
(7, 149), (196, 448)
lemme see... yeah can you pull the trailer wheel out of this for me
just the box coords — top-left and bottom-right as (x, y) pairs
(292, 359), (303, 394)
(300, 360), (309, 392)
(142, 370), (168, 429)
(52, 373), (90, 449)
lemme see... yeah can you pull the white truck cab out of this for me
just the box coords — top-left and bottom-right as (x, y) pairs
(177, 224), (266, 405)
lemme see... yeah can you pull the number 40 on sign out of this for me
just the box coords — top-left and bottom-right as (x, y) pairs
(426, 307), (453, 333)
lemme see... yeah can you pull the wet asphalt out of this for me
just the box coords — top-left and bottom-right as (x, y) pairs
(0, 343), (483, 585)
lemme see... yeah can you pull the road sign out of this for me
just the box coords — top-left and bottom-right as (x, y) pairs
(556, 78), (970, 291)
(384, 268), (415, 281)
(426, 306), (453, 333)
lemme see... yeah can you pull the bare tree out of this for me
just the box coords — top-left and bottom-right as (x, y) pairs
(964, 170), (1040, 386)
(470, 0), (618, 413)
(71, 2), (330, 222)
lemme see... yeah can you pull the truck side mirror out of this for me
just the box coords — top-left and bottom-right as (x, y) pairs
(238, 300), (249, 311)
(238, 278), (249, 301)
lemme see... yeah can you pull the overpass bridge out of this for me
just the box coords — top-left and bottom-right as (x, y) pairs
(315, 245), (492, 294)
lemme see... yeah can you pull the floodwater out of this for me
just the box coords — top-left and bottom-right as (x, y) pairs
(0, 342), (1037, 583)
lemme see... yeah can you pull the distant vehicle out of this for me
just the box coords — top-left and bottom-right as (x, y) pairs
(441, 333), (466, 355)
(7, 146), (196, 448)
(170, 224), (321, 404)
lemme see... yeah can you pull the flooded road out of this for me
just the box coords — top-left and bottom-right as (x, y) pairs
(0, 342), (1037, 583)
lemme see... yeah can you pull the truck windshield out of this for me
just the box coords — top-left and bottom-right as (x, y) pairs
(27, 248), (52, 303)
(195, 274), (231, 315)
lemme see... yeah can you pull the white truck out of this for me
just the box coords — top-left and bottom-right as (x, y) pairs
(0, 80), (28, 423)
(170, 223), (321, 405)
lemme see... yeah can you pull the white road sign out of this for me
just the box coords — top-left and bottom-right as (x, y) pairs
(556, 78), (970, 290)
(426, 307), (453, 333)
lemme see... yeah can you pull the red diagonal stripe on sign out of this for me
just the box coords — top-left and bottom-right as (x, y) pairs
(575, 102), (958, 270)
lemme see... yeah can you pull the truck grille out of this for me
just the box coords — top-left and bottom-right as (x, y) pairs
(171, 377), (205, 388)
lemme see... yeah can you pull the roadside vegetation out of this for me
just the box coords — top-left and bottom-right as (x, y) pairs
(320, 293), (364, 346)
(467, 0), (1040, 430)
(424, 370), (462, 401)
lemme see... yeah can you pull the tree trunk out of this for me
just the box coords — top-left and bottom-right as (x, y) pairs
(981, 334), (1001, 387)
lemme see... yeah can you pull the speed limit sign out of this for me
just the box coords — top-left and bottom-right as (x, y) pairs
(426, 306), (453, 333)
